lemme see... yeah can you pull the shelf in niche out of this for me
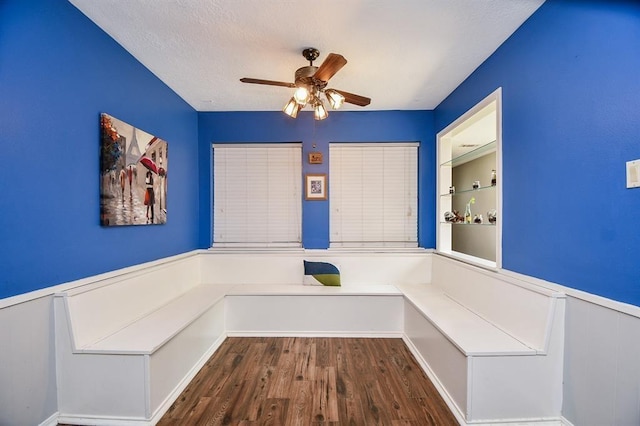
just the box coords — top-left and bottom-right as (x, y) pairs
(440, 185), (496, 197)
(440, 140), (497, 167)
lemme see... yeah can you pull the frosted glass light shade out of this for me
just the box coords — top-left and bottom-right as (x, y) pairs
(314, 101), (328, 120)
(283, 97), (301, 118)
(325, 89), (345, 109)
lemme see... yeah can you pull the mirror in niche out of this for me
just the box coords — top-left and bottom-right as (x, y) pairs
(437, 89), (501, 267)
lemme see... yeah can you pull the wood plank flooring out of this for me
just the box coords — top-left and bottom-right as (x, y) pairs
(157, 337), (458, 425)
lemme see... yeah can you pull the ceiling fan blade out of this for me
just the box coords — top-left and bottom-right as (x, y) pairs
(313, 53), (347, 82)
(240, 78), (295, 88)
(334, 89), (371, 107)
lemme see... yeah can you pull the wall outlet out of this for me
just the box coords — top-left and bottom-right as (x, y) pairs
(627, 159), (640, 188)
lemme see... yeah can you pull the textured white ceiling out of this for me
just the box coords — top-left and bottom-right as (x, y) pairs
(69, 0), (544, 112)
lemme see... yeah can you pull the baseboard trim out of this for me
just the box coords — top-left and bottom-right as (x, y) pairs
(38, 411), (59, 426)
(467, 421), (563, 426)
(226, 331), (403, 338)
(560, 416), (575, 426)
(56, 414), (149, 426)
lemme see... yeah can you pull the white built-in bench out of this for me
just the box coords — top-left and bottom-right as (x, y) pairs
(400, 254), (565, 423)
(54, 253), (232, 425)
(54, 249), (565, 426)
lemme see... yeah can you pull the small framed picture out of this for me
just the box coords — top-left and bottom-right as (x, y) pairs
(305, 174), (327, 200)
(308, 152), (323, 164)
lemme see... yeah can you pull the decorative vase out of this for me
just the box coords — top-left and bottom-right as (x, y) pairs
(465, 197), (475, 224)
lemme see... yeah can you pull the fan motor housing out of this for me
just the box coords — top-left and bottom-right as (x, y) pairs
(295, 66), (326, 89)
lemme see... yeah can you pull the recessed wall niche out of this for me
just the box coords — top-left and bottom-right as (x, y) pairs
(437, 89), (502, 268)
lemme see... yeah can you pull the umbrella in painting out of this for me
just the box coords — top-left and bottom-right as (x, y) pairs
(139, 156), (158, 174)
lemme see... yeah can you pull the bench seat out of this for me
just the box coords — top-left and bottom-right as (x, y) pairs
(54, 253), (232, 425)
(397, 283), (535, 356)
(398, 255), (565, 423)
(86, 284), (233, 354)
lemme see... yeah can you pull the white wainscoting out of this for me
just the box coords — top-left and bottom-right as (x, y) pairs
(0, 295), (58, 426)
(562, 296), (640, 426)
(498, 268), (640, 426)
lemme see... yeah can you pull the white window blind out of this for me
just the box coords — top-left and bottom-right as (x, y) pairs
(213, 144), (302, 248)
(330, 143), (418, 248)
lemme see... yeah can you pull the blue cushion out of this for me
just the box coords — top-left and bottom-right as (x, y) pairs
(303, 260), (341, 286)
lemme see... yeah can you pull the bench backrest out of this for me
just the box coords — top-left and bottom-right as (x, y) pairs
(431, 255), (563, 351)
(58, 254), (200, 349)
(200, 251), (432, 286)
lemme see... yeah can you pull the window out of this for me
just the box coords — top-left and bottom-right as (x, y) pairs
(213, 143), (302, 248)
(330, 143), (418, 248)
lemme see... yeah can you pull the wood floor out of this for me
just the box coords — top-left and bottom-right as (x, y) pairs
(157, 337), (458, 425)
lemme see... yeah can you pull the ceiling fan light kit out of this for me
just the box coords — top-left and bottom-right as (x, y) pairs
(241, 48), (371, 121)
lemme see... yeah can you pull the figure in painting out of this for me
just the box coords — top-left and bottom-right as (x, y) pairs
(145, 170), (155, 222)
(119, 168), (126, 197)
(127, 166), (133, 194)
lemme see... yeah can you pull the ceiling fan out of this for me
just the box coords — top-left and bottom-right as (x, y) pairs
(240, 48), (371, 120)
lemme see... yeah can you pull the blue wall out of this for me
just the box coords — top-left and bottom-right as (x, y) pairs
(435, 0), (640, 305)
(6, 0), (638, 308)
(198, 110), (435, 249)
(0, 0), (200, 299)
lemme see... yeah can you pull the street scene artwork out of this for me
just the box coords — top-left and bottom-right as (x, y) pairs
(100, 113), (167, 226)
